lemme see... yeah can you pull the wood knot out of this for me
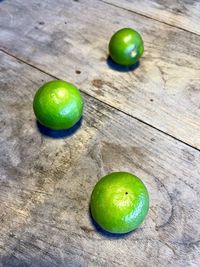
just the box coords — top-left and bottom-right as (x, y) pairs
(92, 79), (104, 89)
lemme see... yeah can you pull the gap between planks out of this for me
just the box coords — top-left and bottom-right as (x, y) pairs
(1, 47), (200, 154)
(99, 0), (200, 37)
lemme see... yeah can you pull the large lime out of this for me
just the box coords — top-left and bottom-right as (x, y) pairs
(90, 172), (149, 234)
(109, 28), (144, 66)
(33, 80), (83, 130)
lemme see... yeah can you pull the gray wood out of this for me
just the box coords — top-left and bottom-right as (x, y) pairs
(103, 0), (200, 35)
(1, 0), (200, 149)
(0, 51), (200, 266)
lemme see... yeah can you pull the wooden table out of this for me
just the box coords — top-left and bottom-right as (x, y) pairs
(0, 0), (200, 266)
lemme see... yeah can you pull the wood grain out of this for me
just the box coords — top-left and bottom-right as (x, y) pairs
(1, 0), (200, 149)
(102, 0), (200, 35)
(0, 51), (200, 266)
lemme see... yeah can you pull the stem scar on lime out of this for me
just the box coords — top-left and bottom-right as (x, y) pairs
(90, 172), (149, 234)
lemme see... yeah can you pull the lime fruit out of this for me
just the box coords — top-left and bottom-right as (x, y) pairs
(33, 80), (83, 130)
(109, 28), (144, 66)
(90, 172), (149, 234)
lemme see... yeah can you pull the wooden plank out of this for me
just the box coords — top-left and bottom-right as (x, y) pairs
(102, 0), (200, 35)
(1, 0), (200, 149)
(1, 51), (200, 266)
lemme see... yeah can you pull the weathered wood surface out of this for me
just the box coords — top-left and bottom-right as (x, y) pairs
(1, 51), (200, 266)
(103, 0), (200, 35)
(1, 0), (200, 148)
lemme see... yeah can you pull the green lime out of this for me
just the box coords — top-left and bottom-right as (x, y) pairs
(90, 172), (149, 234)
(109, 28), (144, 66)
(33, 80), (83, 130)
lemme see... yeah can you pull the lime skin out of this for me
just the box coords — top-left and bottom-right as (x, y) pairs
(109, 28), (144, 66)
(90, 172), (149, 234)
(33, 80), (83, 130)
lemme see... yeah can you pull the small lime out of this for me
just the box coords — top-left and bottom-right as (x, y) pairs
(33, 80), (83, 130)
(109, 28), (144, 66)
(90, 172), (149, 234)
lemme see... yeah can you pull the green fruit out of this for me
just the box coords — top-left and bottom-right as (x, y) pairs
(33, 80), (83, 130)
(90, 172), (149, 234)
(109, 28), (144, 66)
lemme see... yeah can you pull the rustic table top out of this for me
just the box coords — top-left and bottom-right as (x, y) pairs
(0, 0), (200, 266)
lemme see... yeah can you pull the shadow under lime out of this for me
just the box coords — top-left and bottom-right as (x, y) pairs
(36, 117), (83, 138)
(106, 56), (140, 72)
(88, 206), (134, 239)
